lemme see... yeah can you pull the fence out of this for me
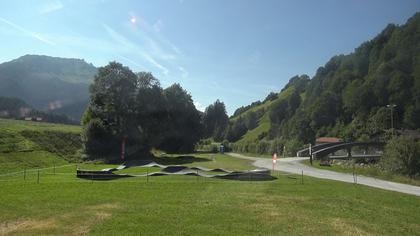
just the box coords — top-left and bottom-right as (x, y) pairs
(0, 164), (313, 185)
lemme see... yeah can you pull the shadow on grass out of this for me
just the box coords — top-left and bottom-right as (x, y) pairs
(123, 154), (210, 166)
(155, 155), (209, 165)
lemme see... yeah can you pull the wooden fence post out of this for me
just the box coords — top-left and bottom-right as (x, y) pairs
(301, 170), (304, 185)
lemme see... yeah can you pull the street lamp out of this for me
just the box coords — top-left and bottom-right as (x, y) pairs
(386, 104), (397, 135)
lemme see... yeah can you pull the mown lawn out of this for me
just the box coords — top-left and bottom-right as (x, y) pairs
(1, 153), (420, 235)
(1, 119), (420, 235)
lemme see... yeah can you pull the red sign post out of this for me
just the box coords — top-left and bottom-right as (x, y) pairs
(121, 137), (127, 161)
(272, 153), (277, 171)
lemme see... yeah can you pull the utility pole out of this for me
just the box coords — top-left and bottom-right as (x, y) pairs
(283, 146), (286, 158)
(309, 143), (313, 166)
(386, 104), (397, 135)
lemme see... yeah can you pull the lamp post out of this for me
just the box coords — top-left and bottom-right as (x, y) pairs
(386, 104), (396, 135)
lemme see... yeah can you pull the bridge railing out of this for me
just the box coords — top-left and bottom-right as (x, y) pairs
(312, 142), (385, 160)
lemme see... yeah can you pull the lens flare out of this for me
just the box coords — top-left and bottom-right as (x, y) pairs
(130, 17), (136, 24)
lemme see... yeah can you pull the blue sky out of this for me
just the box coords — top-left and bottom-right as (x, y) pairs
(0, 0), (419, 114)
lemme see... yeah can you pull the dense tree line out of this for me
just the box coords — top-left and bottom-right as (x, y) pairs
(296, 13), (420, 141)
(200, 99), (264, 144)
(227, 13), (420, 169)
(230, 13), (420, 147)
(232, 100), (262, 117)
(81, 62), (202, 161)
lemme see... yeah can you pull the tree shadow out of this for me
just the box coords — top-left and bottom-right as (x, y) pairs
(123, 154), (210, 166)
(154, 155), (209, 165)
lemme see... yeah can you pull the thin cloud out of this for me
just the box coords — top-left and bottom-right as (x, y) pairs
(179, 66), (189, 78)
(163, 38), (183, 56)
(142, 53), (169, 75)
(116, 54), (146, 70)
(146, 37), (177, 61)
(0, 17), (55, 46)
(153, 19), (163, 33)
(103, 24), (169, 75)
(39, 0), (64, 15)
(47, 34), (115, 52)
(125, 15), (187, 77)
(103, 24), (133, 49)
(128, 15), (183, 57)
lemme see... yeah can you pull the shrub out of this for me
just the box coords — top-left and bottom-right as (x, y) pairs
(221, 140), (231, 152)
(257, 140), (270, 154)
(380, 136), (420, 178)
(269, 139), (283, 155)
(284, 138), (303, 156)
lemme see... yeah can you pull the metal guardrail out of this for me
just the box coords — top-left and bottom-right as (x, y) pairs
(312, 142), (385, 159)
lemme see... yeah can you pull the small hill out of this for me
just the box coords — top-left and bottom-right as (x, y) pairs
(0, 118), (82, 172)
(228, 12), (420, 155)
(0, 55), (97, 121)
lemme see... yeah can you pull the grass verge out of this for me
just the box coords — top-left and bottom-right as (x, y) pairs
(302, 159), (420, 187)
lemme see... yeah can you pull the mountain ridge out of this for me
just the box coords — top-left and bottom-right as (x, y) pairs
(0, 55), (98, 120)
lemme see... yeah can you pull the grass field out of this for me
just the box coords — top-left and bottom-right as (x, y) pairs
(1, 154), (420, 235)
(302, 159), (420, 187)
(1, 119), (420, 235)
(0, 118), (82, 173)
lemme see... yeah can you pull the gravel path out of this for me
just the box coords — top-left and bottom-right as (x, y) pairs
(228, 153), (420, 197)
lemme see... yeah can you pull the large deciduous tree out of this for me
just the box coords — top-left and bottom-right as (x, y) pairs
(82, 63), (202, 161)
(202, 100), (229, 141)
(83, 62), (137, 159)
(158, 84), (203, 153)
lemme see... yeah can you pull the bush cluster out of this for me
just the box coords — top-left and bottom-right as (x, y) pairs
(380, 136), (420, 178)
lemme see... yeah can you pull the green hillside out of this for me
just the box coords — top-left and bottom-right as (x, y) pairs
(0, 55), (97, 120)
(0, 119), (82, 173)
(228, 75), (310, 154)
(228, 12), (420, 155)
(232, 85), (297, 143)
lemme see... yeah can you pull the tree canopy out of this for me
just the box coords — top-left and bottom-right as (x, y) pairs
(82, 62), (202, 161)
(202, 99), (229, 141)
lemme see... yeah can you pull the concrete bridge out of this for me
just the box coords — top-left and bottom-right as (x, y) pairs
(296, 142), (344, 157)
(297, 141), (385, 165)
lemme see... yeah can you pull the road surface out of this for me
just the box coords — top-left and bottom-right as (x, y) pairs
(228, 153), (420, 197)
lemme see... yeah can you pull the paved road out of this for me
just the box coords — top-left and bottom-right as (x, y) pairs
(228, 153), (420, 197)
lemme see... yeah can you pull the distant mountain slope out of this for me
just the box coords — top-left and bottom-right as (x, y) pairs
(227, 75), (309, 144)
(228, 12), (420, 155)
(0, 96), (75, 124)
(0, 55), (97, 120)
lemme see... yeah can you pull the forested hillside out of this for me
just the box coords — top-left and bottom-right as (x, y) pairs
(0, 55), (97, 120)
(227, 12), (420, 155)
(0, 96), (75, 124)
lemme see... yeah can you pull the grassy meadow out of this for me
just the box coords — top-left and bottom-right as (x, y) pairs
(1, 118), (420, 235)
